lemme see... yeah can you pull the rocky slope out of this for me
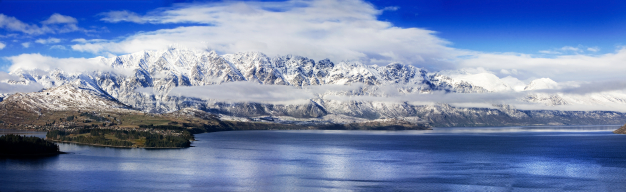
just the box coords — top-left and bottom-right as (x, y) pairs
(613, 124), (626, 134)
(5, 47), (626, 127)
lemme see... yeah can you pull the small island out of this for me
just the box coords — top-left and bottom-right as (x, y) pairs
(0, 134), (63, 157)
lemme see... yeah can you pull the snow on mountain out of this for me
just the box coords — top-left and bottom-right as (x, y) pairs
(1, 47), (493, 125)
(446, 72), (512, 92)
(5, 47), (626, 126)
(515, 78), (626, 109)
(524, 78), (559, 91)
(500, 76), (527, 92)
(1, 80), (131, 114)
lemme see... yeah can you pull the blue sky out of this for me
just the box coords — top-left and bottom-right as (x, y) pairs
(2, 0), (626, 81)
(374, 0), (626, 54)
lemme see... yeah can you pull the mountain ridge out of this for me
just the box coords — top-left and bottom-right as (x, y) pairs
(4, 47), (626, 127)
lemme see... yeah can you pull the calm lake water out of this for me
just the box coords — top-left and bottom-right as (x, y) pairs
(2, 125), (626, 191)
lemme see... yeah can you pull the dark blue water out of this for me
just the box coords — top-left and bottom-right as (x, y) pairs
(2, 125), (626, 191)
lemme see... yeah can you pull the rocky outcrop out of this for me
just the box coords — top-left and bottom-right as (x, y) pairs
(613, 124), (626, 134)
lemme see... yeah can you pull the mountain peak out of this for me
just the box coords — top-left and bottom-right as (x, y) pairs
(524, 78), (558, 91)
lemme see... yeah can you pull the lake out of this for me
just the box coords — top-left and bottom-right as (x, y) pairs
(2, 125), (626, 191)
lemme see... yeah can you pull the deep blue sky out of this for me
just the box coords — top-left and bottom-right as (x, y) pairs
(1, 0), (626, 67)
(372, 0), (626, 53)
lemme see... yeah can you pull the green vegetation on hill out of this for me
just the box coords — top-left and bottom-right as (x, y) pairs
(0, 105), (431, 149)
(47, 129), (191, 148)
(0, 134), (60, 155)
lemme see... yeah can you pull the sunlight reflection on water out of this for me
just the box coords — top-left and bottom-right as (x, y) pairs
(272, 125), (620, 135)
(1, 125), (626, 191)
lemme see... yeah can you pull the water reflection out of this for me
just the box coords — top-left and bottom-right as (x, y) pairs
(431, 125), (620, 134)
(270, 125), (621, 136)
(3, 156), (60, 170)
(2, 126), (626, 191)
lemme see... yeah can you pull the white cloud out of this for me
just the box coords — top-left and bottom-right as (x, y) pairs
(0, 82), (44, 94)
(500, 76), (526, 92)
(0, 14), (46, 35)
(71, 38), (87, 43)
(587, 47), (600, 52)
(77, 0), (456, 68)
(166, 81), (314, 105)
(324, 91), (522, 106)
(325, 85), (626, 112)
(538, 50), (561, 54)
(99, 10), (146, 24)
(81, 0), (619, 82)
(162, 81), (365, 105)
(560, 46), (580, 52)
(382, 6), (399, 11)
(71, 38), (106, 43)
(457, 48), (626, 82)
(5, 53), (133, 75)
(509, 103), (626, 112)
(35, 37), (62, 44)
(41, 13), (78, 25)
(157, 71), (524, 107)
(0, 71), (20, 81)
(0, 34), (19, 39)
(0, 42), (5, 50)
(0, 13), (83, 35)
(540, 45), (600, 55)
(21, 42), (30, 48)
(447, 72), (514, 92)
(5, 0), (618, 109)
(499, 69), (518, 75)
(50, 45), (66, 50)
(536, 80), (626, 95)
(0, 71), (44, 94)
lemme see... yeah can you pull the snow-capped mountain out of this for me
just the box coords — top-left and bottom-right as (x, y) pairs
(524, 78), (559, 91)
(5, 47), (626, 126)
(1, 80), (132, 114)
(444, 72), (512, 92)
(9, 47), (485, 112)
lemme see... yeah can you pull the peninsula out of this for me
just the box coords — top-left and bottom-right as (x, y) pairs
(0, 134), (63, 157)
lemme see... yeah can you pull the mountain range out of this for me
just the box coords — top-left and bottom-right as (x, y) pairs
(4, 47), (626, 127)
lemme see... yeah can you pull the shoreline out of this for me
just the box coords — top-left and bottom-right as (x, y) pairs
(47, 139), (188, 149)
(0, 151), (67, 158)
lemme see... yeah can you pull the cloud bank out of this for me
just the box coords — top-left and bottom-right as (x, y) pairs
(0, 72), (44, 94)
(459, 48), (626, 82)
(163, 80), (512, 107)
(160, 81), (365, 105)
(5, 0), (626, 112)
(70, 0), (626, 83)
(6, 53), (132, 75)
(0, 82), (44, 94)
(76, 0), (456, 68)
(534, 80), (626, 95)
(166, 81), (315, 105)
(162, 79), (626, 111)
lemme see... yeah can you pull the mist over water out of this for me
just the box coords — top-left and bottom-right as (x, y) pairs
(2, 126), (626, 191)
